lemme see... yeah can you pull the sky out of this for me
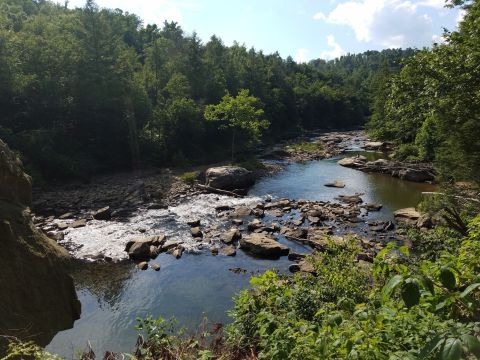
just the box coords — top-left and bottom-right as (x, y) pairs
(66, 0), (464, 62)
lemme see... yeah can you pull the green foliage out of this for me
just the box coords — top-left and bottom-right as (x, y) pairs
(179, 171), (198, 184)
(233, 155), (266, 171)
(205, 89), (269, 160)
(394, 143), (420, 161)
(226, 218), (480, 359)
(368, 0), (480, 183)
(287, 141), (325, 155)
(2, 339), (61, 360)
(0, 0), (410, 182)
(134, 316), (224, 360)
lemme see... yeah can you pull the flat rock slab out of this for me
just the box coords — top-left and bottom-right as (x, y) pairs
(324, 180), (345, 188)
(70, 219), (86, 228)
(394, 207), (421, 224)
(240, 233), (289, 259)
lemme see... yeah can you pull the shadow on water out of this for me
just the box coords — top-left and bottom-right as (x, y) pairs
(47, 155), (436, 356)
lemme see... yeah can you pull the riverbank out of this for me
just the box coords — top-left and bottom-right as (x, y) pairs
(34, 130), (436, 356)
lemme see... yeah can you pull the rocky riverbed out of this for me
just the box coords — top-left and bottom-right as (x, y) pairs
(44, 130), (440, 356)
(31, 130), (434, 267)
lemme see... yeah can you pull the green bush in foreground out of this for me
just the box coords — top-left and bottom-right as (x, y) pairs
(226, 218), (480, 360)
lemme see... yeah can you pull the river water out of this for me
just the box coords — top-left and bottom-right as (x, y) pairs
(46, 152), (435, 357)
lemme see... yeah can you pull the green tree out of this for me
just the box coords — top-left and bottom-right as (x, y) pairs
(204, 89), (269, 161)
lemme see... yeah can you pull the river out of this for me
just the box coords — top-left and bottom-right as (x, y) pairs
(46, 151), (435, 357)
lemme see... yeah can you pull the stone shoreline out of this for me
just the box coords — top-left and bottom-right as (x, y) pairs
(31, 130), (434, 269)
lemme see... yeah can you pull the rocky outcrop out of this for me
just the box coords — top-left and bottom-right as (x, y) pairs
(240, 233), (289, 259)
(205, 166), (255, 191)
(394, 207), (421, 225)
(0, 139), (80, 354)
(338, 156), (436, 183)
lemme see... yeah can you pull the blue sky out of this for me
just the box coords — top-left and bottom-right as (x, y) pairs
(67, 0), (464, 62)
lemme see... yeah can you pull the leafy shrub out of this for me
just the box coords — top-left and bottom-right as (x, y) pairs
(226, 223), (480, 359)
(287, 141), (324, 154)
(2, 339), (61, 360)
(180, 171), (199, 184)
(394, 143), (420, 161)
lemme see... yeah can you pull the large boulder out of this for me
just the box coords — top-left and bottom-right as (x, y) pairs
(205, 166), (255, 191)
(240, 233), (289, 259)
(398, 168), (435, 182)
(394, 207), (421, 225)
(0, 140), (80, 354)
(337, 156), (367, 169)
(125, 235), (166, 260)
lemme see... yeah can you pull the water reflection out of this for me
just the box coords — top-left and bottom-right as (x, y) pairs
(48, 156), (435, 357)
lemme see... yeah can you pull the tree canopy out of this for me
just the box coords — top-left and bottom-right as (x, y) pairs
(367, 0), (480, 184)
(0, 0), (413, 182)
(204, 89), (269, 160)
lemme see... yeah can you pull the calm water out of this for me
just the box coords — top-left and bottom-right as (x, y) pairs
(47, 153), (435, 357)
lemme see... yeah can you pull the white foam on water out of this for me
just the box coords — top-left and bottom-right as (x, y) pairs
(57, 194), (263, 261)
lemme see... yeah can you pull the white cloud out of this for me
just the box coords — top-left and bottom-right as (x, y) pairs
(432, 33), (446, 44)
(313, 0), (444, 48)
(313, 11), (327, 20)
(456, 9), (467, 25)
(295, 48), (310, 63)
(320, 35), (346, 60)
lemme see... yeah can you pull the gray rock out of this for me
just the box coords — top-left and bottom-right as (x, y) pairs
(398, 168), (434, 182)
(205, 166), (255, 190)
(151, 263), (161, 271)
(324, 180), (345, 188)
(70, 219), (86, 228)
(221, 229), (241, 244)
(232, 206), (253, 217)
(289, 260), (315, 274)
(222, 246), (237, 257)
(336, 194), (363, 204)
(138, 261), (148, 270)
(288, 252), (306, 262)
(125, 235), (166, 253)
(240, 233), (289, 259)
(93, 206), (111, 220)
(247, 219), (263, 231)
(363, 141), (384, 150)
(128, 241), (151, 260)
(281, 227), (308, 239)
(191, 227), (203, 238)
(187, 219), (201, 227)
(394, 208), (421, 225)
(59, 212), (74, 220)
(362, 203), (383, 211)
(162, 240), (180, 251)
(337, 156), (367, 168)
(172, 247), (184, 259)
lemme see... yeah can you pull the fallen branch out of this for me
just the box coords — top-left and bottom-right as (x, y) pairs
(195, 184), (244, 198)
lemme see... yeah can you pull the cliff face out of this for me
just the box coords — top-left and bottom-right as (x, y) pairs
(0, 140), (80, 353)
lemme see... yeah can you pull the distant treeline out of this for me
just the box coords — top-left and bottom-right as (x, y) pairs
(0, 0), (414, 182)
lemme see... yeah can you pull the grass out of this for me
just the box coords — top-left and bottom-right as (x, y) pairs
(179, 171), (198, 184)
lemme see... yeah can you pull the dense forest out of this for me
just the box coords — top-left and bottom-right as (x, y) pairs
(0, 0), (414, 182)
(3, 0), (480, 359)
(368, 0), (480, 183)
